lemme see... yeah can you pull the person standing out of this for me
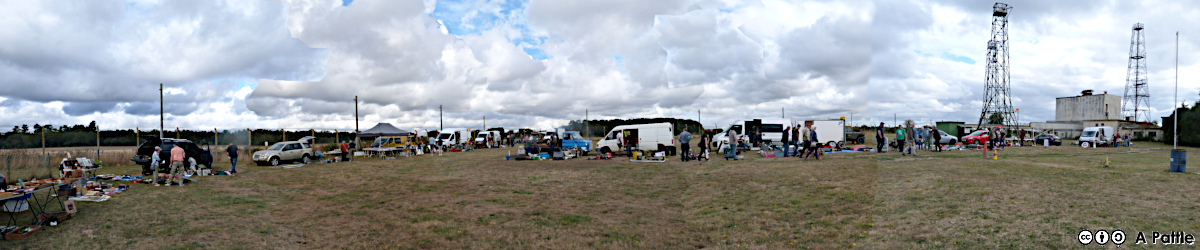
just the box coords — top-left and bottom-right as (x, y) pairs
(791, 125), (801, 156)
(1019, 130), (1026, 147)
(169, 145), (185, 186)
(727, 128), (739, 156)
(914, 127), (924, 152)
(678, 128), (692, 162)
(226, 142), (239, 175)
(697, 132), (710, 161)
(932, 127), (943, 152)
(907, 124), (918, 156)
(781, 126), (790, 156)
(875, 122), (885, 153)
(150, 146), (162, 186)
(896, 126), (906, 155)
(924, 126), (933, 150)
(340, 141), (350, 161)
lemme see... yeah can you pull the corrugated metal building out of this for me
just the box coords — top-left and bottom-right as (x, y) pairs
(1054, 91), (1121, 122)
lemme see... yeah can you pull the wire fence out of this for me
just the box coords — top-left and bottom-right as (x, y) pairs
(1, 148), (136, 185)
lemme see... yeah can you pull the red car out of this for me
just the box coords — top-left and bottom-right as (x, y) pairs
(961, 131), (990, 144)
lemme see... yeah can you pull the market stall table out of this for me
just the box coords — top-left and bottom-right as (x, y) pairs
(361, 147), (395, 158)
(0, 193), (32, 226)
(1, 183), (68, 226)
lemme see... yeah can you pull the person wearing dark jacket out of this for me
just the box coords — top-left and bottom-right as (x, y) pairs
(931, 128), (942, 152)
(226, 143), (239, 174)
(875, 123), (885, 153)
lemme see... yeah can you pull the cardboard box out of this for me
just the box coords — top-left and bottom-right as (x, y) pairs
(0, 192), (12, 199)
(3, 225), (41, 241)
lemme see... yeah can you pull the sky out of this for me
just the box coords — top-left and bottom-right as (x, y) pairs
(0, 0), (1197, 133)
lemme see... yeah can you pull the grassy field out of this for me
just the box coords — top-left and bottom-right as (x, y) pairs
(4, 147), (876, 249)
(5, 137), (1198, 249)
(867, 141), (1200, 248)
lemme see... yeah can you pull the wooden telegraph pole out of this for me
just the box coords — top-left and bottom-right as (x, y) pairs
(96, 124), (100, 161)
(159, 83), (164, 138)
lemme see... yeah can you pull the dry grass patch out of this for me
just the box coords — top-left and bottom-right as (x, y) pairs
(867, 142), (1200, 248)
(3, 147), (877, 249)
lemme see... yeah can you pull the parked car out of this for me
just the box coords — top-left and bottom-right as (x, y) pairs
(844, 126), (865, 145)
(1034, 134), (1062, 146)
(557, 131), (592, 155)
(934, 130), (958, 145)
(961, 131), (990, 144)
(253, 136), (316, 166)
(130, 137), (214, 174)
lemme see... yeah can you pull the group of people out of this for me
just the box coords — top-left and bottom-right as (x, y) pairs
(718, 124), (823, 160)
(876, 122), (948, 156)
(145, 146), (195, 186)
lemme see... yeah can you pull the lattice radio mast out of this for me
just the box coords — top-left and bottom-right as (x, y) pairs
(977, 2), (1017, 130)
(1122, 23), (1149, 122)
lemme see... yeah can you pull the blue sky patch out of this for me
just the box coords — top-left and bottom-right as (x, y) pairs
(431, 0), (548, 60)
(342, 0), (353, 7)
(613, 55), (627, 74)
(941, 52), (975, 64)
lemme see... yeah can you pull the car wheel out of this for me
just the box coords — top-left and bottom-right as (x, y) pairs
(837, 141), (846, 149)
(270, 157), (280, 166)
(302, 154), (312, 164)
(600, 147), (611, 155)
(827, 141), (837, 148)
(949, 139), (957, 145)
(857, 137), (865, 145)
(581, 150), (589, 156)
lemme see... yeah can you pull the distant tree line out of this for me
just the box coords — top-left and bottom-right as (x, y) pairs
(0, 121), (357, 149)
(1161, 91), (1200, 147)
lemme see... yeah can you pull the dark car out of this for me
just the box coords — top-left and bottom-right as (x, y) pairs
(131, 136), (214, 174)
(844, 127), (865, 145)
(1033, 134), (1062, 146)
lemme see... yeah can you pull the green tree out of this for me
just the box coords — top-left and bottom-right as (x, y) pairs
(10, 126), (18, 134)
(987, 113), (1004, 125)
(33, 123), (41, 133)
(87, 121), (97, 131)
(20, 124), (28, 134)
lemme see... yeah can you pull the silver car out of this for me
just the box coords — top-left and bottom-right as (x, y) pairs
(933, 130), (959, 145)
(254, 136), (316, 166)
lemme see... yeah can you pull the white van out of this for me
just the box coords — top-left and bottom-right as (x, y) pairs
(1078, 126), (1114, 147)
(712, 118), (793, 151)
(474, 130), (501, 147)
(436, 128), (468, 146)
(595, 123), (675, 155)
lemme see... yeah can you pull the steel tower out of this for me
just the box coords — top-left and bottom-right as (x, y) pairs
(1122, 23), (1149, 122)
(977, 2), (1016, 130)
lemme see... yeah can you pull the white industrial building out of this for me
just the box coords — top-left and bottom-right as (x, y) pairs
(1031, 90), (1162, 141)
